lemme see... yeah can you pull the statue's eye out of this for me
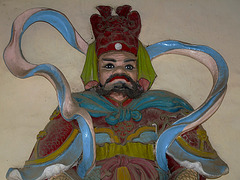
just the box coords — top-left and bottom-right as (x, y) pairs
(104, 63), (115, 69)
(125, 64), (134, 70)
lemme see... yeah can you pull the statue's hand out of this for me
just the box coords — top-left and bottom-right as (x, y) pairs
(50, 173), (71, 180)
(169, 168), (202, 180)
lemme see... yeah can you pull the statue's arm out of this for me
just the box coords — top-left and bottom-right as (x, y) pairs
(6, 107), (84, 180)
(167, 124), (228, 179)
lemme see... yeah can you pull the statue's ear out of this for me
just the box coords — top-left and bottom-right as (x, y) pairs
(139, 78), (150, 92)
(84, 80), (99, 90)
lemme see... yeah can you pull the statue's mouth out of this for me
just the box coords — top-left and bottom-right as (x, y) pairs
(106, 74), (132, 84)
(109, 75), (130, 83)
(97, 73), (144, 99)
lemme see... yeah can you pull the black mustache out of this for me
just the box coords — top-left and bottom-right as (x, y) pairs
(96, 73), (144, 99)
(105, 73), (134, 85)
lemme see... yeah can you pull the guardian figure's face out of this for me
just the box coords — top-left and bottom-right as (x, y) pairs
(97, 51), (143, 99)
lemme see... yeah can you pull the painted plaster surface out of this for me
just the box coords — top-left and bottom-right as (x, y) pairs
(0, 0), (239, 179)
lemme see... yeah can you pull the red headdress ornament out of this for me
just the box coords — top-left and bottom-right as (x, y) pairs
(90, 5), (141, 57)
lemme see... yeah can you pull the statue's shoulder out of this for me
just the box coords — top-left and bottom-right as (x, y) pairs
(7, 109), (83, 179)
(176, 125), (218, 159)
(26, 108), (80, 165)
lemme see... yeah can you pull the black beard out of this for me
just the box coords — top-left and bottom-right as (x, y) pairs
(95, 74), (144, 99)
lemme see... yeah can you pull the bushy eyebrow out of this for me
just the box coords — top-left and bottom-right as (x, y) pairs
(124, 59), (136, 63)
(102, 58), (117, 62)
(101, 58), (136, 63)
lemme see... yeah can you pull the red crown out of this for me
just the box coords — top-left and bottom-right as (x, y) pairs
(90, 5), (141, 57)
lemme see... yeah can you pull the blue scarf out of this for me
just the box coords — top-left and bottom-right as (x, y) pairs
(73, 90), (193, 125)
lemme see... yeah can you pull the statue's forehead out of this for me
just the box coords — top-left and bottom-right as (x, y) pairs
(98, 51), (137, 61)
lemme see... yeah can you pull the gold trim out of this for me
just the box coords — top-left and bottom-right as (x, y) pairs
(33, 141), (39, 160)
(49, 108), (60, 120)
(176, 136), (217, 159)
(94, 127), (120, 143)
(197, 127), (208, 151)
(25, 129), (79, 165)
(37, 130), (47, 139)
(96, 142), (155, 161)
(126, 126), (155, 141)
(117, 167), (131, 180)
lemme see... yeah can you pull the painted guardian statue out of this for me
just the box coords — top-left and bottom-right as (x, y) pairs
(4, 5), (229, 180)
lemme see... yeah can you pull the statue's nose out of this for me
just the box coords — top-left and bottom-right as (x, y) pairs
(113, 66), (127, 74)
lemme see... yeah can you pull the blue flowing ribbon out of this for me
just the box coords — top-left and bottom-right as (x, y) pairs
(146, 41), (228, 172)
(4, 8), (92, 179)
